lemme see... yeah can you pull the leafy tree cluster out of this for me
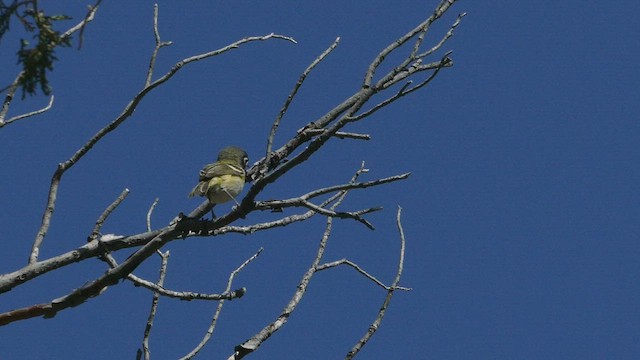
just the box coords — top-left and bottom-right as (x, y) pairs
(1, 0), (72, 97)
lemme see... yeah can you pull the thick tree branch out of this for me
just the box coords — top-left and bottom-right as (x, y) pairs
(0, 228), (176, 325)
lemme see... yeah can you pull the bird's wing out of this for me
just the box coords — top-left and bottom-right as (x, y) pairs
(198, 162), (245, 181)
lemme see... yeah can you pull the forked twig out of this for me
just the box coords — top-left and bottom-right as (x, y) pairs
(265, 37), (340, 167)
(346, 207), (407, 358)
(181, 248), (263, 360)
(145, 4), (173, 87)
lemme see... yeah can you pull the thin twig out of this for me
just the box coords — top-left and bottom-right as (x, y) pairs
(94, 242), (243, 301)
(141, 250), (170, 360)
(88, 189), (130, 243)
(316, 259), (411, 291)
(129, 273), (245, 301)
(0, 95), (54, 128)
(61, 1), (101, 40)
(345, 206), (407, 359)
(250, 171), (409, 230)
(0, 72), (23, 122)
(378, 52), (453, 90)
(256, 173), (410, 208)
(363, 0), (457, 87)
(147, 198), (159, 232)
(298, 200), (380, 230)
(72, 0), (103, 49)
(265, 37), (339, 164)
(213, 188), (349, 236)
(352, 53), (453, 122)
(416, 12), (466, 59)
(181, 248), (263, 360)
(145, 4), (173, 87)
(304, 129), (371, 140)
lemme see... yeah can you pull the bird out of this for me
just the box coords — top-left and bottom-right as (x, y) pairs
(188, 146), (249, 208)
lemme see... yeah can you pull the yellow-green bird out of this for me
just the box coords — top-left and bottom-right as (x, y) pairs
(189, 146), (249, 205)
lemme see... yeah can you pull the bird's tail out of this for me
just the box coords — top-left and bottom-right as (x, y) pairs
(188, 181), (207, 198)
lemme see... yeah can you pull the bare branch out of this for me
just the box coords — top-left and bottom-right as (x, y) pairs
(265, 37), (340, 160)
(179, 33), (296, 66)
(1, 227), (178, 324)
(2, 219), (246, 324)
(352, 52), (453, 121)
(98, 242), (244, 302)
(256, 173), (410, 208)
(128, 273), (245, 301)
(317, 259), (411, 291)
(214, 209), (318, 236)
(363, 0), (458, 87)
(245, 3), (463, 203)
(181, 248), (263, 360)
(213, 188), (350, 236)
(141, 250), (170, 360)
(416, 12), (466, 59)
(0, 94), (54, 128)
(298, 200), (380, 230)
(0, 72), (23, 122)
(346, 206), (407, 358)
(145, 4), (173, 87)
(147, 198), (160, 232)
(304, 129), (371, 140)
(60, 0), (101, 41)
(87, 188), (130, 243)
(73, 0), (103, 49)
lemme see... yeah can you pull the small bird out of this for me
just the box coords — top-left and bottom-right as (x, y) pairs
(189, 146), (249, 207)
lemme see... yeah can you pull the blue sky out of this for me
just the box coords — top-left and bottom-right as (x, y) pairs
(1, 1), (639, 359)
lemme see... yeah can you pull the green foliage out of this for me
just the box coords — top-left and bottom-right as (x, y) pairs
(0, 1), (18, 37)
(1, 1), (72, 97)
